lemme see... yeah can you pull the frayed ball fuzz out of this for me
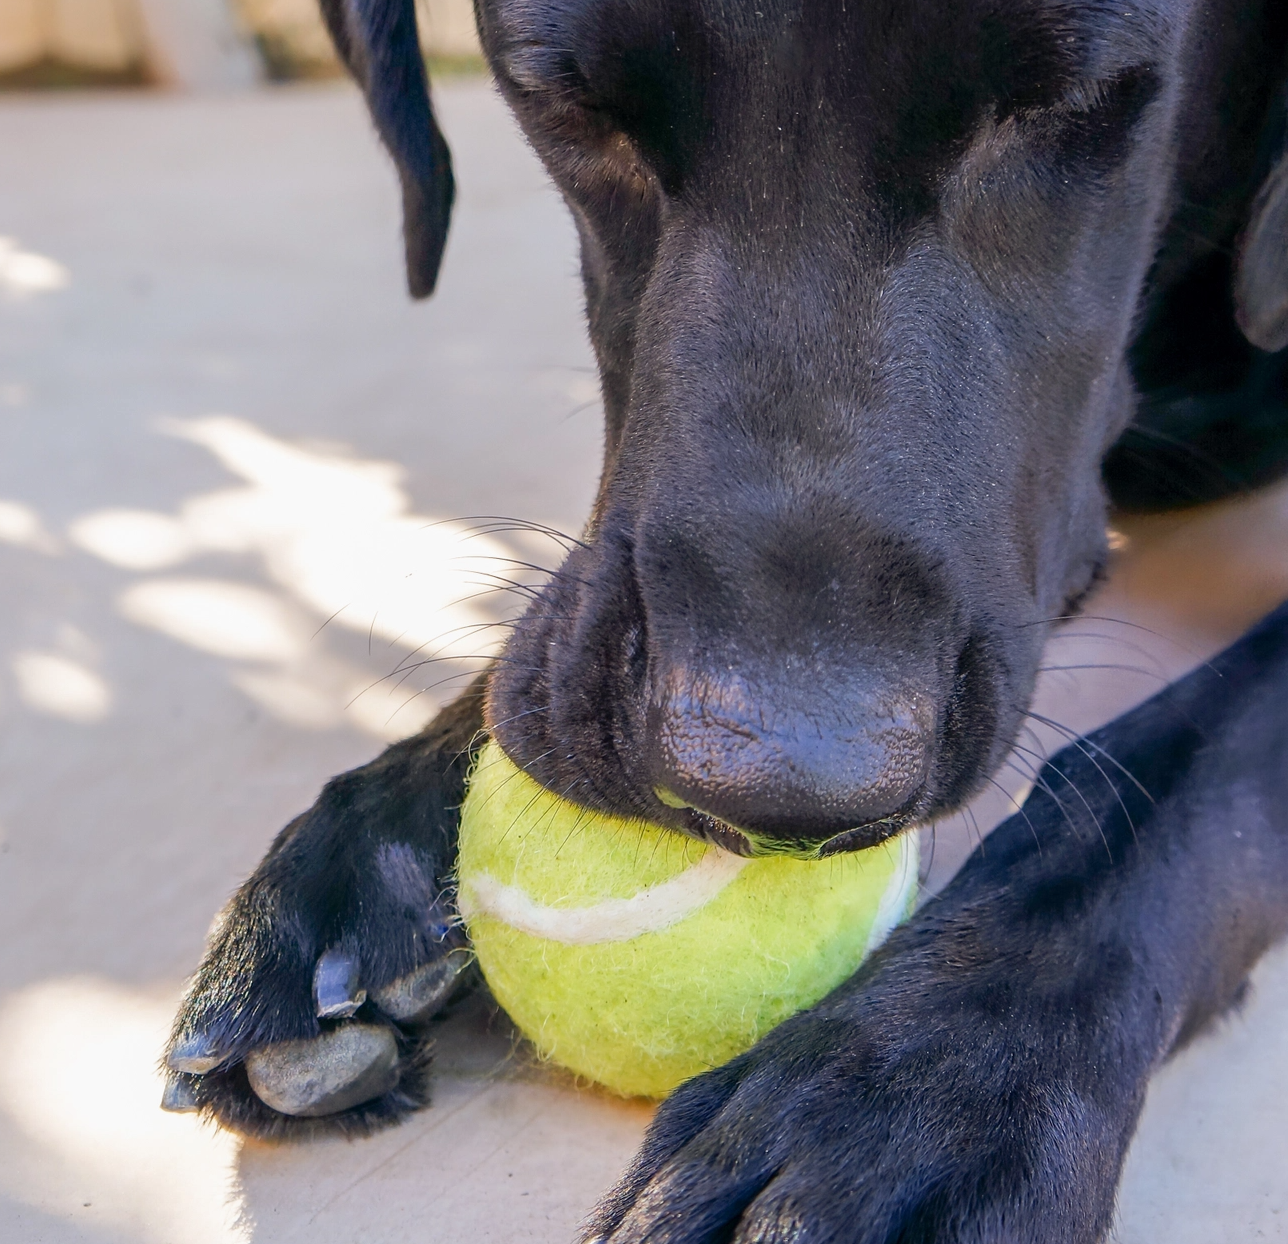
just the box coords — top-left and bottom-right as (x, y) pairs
(457, 741), (918, 1098)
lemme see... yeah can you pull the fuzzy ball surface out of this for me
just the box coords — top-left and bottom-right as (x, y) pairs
(457, 741), (919, 1098)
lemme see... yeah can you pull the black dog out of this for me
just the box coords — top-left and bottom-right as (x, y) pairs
(164, 0), (1288, 1238)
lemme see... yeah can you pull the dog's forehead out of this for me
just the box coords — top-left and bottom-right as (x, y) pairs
(488, 0), (1167, 86)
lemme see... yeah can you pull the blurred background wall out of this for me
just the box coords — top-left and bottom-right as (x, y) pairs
(0, 0), (481, 90)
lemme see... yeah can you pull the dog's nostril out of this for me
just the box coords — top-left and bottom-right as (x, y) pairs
(646, 682), (932, 847)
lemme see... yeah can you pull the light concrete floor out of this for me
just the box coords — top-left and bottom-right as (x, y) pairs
(0, 81), (1283, 1244)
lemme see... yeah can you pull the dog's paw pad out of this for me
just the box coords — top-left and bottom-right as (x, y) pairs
(372, 950), (472, 1024)
(244, 1023), (399, 1117)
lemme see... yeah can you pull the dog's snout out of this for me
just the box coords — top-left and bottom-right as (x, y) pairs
(484, 515), (1021, 855)
(645, 671), (933, 850)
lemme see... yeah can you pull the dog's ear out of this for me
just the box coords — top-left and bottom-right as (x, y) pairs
(319, 0), (455, 298)
(1234, 88), (1288, 353)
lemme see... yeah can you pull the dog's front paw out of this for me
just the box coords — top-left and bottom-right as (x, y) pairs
(583, 954), (1128, 1244)
(162, 684), (485, 1139)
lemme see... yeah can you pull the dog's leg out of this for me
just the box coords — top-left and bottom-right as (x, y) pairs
(584, 604), (1288, 1244)
(161, 678), (486, 1138)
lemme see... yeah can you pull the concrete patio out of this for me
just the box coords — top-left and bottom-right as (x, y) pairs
(0, 79), (1283, 1243)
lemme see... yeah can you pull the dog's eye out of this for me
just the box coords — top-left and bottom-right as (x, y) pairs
(1063, 66), (1157, 123)
(1040, 65), (1159, 169)
(501, 43), (591, 101)
(499, 40), (689, 200)
(499, 43), (660, 202)
(502, 19), (706, 197)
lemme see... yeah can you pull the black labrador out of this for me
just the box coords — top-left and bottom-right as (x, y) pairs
(163, 0), (1288, 1239)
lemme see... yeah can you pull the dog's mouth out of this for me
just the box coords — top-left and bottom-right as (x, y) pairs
(668, 798), (921, 861)
(677, 808), (758, 856)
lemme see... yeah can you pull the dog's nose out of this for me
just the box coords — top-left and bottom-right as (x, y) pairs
(645, 671), (931, 850)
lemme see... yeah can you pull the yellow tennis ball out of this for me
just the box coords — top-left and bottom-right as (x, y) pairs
(456, 740), (919, 1098)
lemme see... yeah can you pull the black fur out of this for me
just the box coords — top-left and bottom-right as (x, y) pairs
(167, 1), (1288, 1239)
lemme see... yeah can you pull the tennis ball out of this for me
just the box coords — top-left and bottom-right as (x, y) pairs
(456, 740), (919, 1098)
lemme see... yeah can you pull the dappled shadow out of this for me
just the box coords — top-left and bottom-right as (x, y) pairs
(2, 411), (580, 743)
(60, 414), (552, 741)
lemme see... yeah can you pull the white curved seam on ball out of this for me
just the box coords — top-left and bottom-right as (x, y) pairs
(459, 848), (751, 944)
(863, 832), (919, 957)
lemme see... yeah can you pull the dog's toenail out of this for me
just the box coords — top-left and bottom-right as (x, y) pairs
(245, 1023), (398, 1117)
(167, 1031), (224, 1075)
(160, 1074), (201, 1113)
(314, 948), (367, 1019)
(371, 951), (471, 1024)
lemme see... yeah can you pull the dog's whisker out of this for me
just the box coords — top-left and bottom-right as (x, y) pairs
(1018, 613), (1171, 636)
(1038, 663), (1169, 681)
(466, 745), (564, 830)
(1022, 709), (1156, 806)
(1034, 615), (1221, 674)
(559, 397), (604, 424)
(409, 667), (505, 700)
(462, 553), (562, 578)
(380, 617), (545, 678)
(457, 577), (545, 603)
(427, 513), (588, 550)
(454, 569), (547, 592)
(483, 703), (552, 734)
(963, 800), (987, 856)
(1020, 710), (1149, 849)
(346, 652), (538, 713)
(393, 655), (541, 679)
(1037, 665), (1082, 691)
(1005, 754), (1110, 860)
(554, 782), (600, 857)
(309, 603), (350, 640)
(1016, 722), (1052, 766)
(982, 775), (1040, 854)
(1040, 631), (1176, 679)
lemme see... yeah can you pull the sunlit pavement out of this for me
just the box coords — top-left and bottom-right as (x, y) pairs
(0, 81), (1284, 1243)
